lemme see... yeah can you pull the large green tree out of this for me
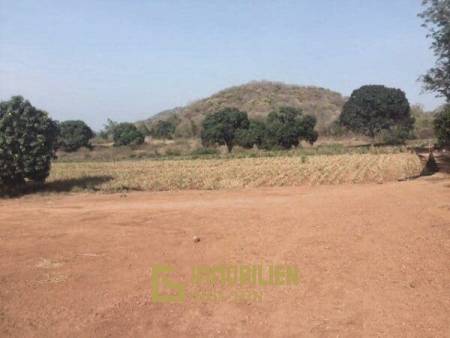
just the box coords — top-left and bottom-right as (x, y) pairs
(339, 85), (414, 138)
(419, 0), (450, 101)
(58, 120), (94, 152)
(201, 108), (250, 152)
(264, 107), (318, 149)
(0, 96), (59, 188)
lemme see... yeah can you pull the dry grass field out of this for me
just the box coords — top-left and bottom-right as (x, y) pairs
(47, 153), (423, 192)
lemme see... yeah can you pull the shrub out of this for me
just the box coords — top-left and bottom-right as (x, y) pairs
(434, 105), (450, 147)
(378, 126), (414, 145)
(0, 96), (59, 188)
(112, 123), (144, 146)
(339, 85), (414, 138)
(201, 108), (250, 152)
(58, 120), (94, 152)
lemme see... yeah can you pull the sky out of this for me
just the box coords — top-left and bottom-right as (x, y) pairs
(0, 0), (445, 130)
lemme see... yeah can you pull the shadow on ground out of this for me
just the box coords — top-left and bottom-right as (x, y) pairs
(1, 175), (113, 198)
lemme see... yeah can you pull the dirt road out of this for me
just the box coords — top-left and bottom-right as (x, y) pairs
(1, 176), (449, 337)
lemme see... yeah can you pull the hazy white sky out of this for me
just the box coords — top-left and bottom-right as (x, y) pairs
(0, 0), (445, 129)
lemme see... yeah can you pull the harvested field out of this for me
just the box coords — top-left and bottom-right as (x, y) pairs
(0, 176), (449, 337)
(48, 153), (422, 192)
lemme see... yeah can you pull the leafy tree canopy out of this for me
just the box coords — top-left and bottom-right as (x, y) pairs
(264, 106), (318, 149)
(58, 120), (94, 152)
(0, 96), (59, 188)
(434, 105), (450, 146)
(112, 123), (144, 146)
(201, 108), (250, 152)
(419, 0), (450, 101)
(235, 120), (267, 149)
(339, 85), (414, 138)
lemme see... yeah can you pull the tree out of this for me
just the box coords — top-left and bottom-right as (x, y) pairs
(339, 85), (414, 139)
(201, 108), (250, 152)
(112, 123), (144, 146)
(58, 120), (94, 152)
(0, 96), (59, 188)
(99, 118), (117, 140)
(235, 120), (267, 148)
(152, 120), (176, 139)
(434, 105), (450, 146)
(264, 107), (318, 149)
(419, 0), (450, 101)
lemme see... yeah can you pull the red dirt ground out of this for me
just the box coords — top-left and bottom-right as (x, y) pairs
(1, 176), (450, 337)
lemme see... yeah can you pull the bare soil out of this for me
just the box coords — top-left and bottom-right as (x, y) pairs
(1, 176), (450, 337)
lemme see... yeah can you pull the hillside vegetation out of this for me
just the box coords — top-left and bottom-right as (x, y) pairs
(140, 81), (345, 135)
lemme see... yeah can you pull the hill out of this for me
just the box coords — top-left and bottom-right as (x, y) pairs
(140, 81), (346, 136)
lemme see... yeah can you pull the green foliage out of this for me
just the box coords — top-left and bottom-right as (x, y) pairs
(112, 123), (144, 146)
(235, 120), (266, 148)
(411, 104), (435, 138)
(378, 126), (414, 145)
(434, 105), (450, 146)
(0, 96), (59, 187)
(201, 108), (250, 152)
(152, 120), (176, 139)
(419, 0), (450, 101)
(263, 107), (318, 149)
(58, 120), (94, 152)
(99, 118), (118, 140)
(339, 85), (414, 138)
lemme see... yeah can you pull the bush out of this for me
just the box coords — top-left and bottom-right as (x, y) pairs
(339, 85), (414, 138)
(0, 96), (59, 188)
(434, 105), (450, 147)
(58, 120), (94, 152)
(112, 123), (144, 146)
(378, 126), (413, 145)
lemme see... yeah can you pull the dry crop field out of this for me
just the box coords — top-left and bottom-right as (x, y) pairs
(47, 153), (423, 192)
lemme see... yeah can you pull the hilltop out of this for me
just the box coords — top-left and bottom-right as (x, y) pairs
(140, 81), (346, 136)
